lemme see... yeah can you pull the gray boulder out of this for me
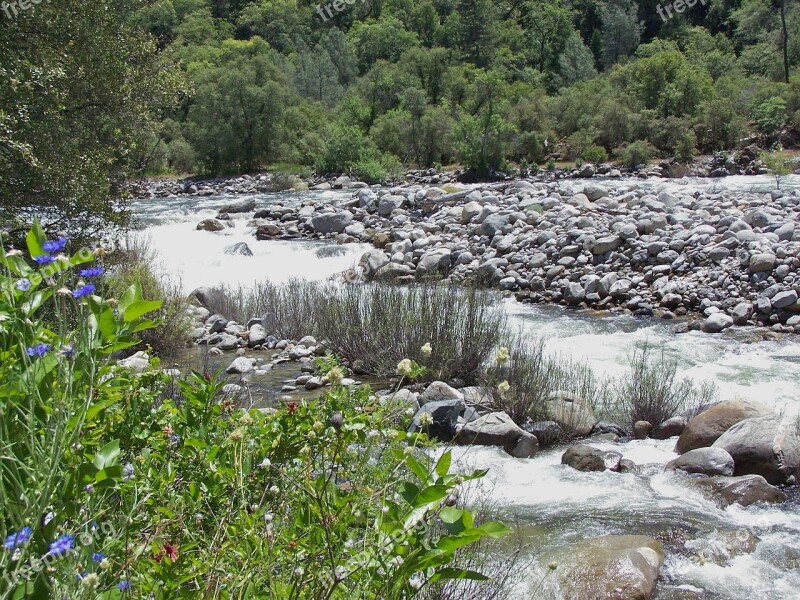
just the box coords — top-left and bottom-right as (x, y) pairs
(651, 416), (687, 440)
(420, 381), (464, 405)
(666, 447), (735, 476)
(479, 214), (508, 237)
(691, 475), (787, 508)
(224, 242), (253, 256)
(546, 391), (596, 436)
(247, 324), (268, 347)
(226, 356), (254, 375)
(455, 411), (539, 458)
(374, 263), (414, 281)
(378, 194), (405, 216)
(360, 250), (390, 280)
(675, 399), (772, 454)
(408, 399), (465, 441)
(712, 415), (800, 485)
(196, 219), (226, 232)
(523, 421), (562, 447)
(416, 248), (453, 279)
(219, 197), (256, 213)
(312, 211), (353, 234)
(561, 445), (622, 472)
(749, 253), (775, 274)
(702, 313), (733, 333)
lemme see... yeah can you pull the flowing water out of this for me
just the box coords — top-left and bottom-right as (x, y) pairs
(131, 176), (800, 599)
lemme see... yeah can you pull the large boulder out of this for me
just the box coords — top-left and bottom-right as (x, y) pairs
(455, 411), (538, 458)
(545, 535), (665, 600)
(666, 447), (735, 476)
(408, 399), (464, 442)
(360, 250), (390, 280)
(311, 211), (353, 234)
(226, 356), (254, 375)
(561, 445), (622, 472)
(675, 399), (771, 454)
(546, 391), (596, 436)
(373, 263), (414, 281)
(416, 248), (453, 279)
(690, 475), (787, 508)
(419, 381), (464, 405)
(651, 416), (687, 440)
(523, 421), (562, 447)
(196, 218), (226, 232)
(712, 415), (800, 485)
(219, 197), (256, 213)
(378, 194), (405, 216)
(702, 313), (734, 333)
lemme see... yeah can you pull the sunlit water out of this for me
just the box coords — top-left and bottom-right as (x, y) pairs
(132, 176), (800, 599)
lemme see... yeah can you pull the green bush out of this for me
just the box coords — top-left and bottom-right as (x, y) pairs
(581, 144), (608, 164)
(615, 140), (655, 168)
(754, 97), (788, 136)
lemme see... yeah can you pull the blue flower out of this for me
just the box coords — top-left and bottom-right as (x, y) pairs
(26, 344), (51, 357)
(42, 238), (67, 253)
(72, 284), (96, 299)
(58, 345), (75, 359)
(48, 534), (74, 557)
(92, 551), (105, 562)
(79, 267), (104, 278)
(118, 580), (131, 591)
(123, 464), (134, 481)
(33, 254), (53, 265)
(4, 526), (32, 550)
(15, 279), (31, 291)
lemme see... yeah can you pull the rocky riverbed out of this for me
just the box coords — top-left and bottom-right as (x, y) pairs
(188, 175), (800, 335)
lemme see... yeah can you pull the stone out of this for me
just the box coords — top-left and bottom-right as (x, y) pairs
(216, 334), (241, 351)
(561, 445), (622, 472)
(749, 253), (776, 274)
(304, 377), (324, 390)
(592, 235), (622, 255)
(634, 421), (653, 439)
(522, 421), (562, 447)
(408, 399), (465, 442)
(461, 201), (482, 224)
(373, 263), (414, 281)
(702, 313), (733, 333)
(593, 422), (628, 438)
(416, 248), (453, 279)
(545, 535), (664, 600)
(379, 389), (420, 413)
(731, 302), (754, 325)
(196, 218), (226, 232)
(675, 399), (772, 454)
(772, 290), (798, 309)
(378, 194), (405, 216)
(224, 242), (253, 256)
(583, 183), (608, 201)
(666, 447), (735, 476)
(455, 411), (539, 458)
(360, 249), (390, 280)
(219, 197), (256, 213)
(118, 351), (149, 374)
(691, 475), (787, 508)
(546, 391), (596, 436)
(712, 415), (800, 485)
(651, 416), (687, 440)
(479, 214), (508, 237)
(226, 356), (254, 375)
(420, 381), (464, 405)
(564, 282), (586, 305)
(248, 324), (268, 347)
(311, 211), (353, 234)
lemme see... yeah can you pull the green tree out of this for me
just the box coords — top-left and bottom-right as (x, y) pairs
(555, 31), (598, 87)
(442, 0), (500, 67)
(186, 38), (291, 173)
(600, 0), (643, 68)
(236, 0), (312, 53)
(0, 0), (181, 242)
(349, 17), (420, 74)
(521, 0), (574, 73)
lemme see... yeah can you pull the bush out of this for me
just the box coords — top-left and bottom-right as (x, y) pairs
(612, 344), (718, 428)
(105, 236), (190, 361)
(753, 96), (788, 136)
(615, 140), (655, 168)
(674, 128), (697, 164)
(581, 144), (608, 164)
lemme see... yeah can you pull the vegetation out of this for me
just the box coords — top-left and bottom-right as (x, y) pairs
(0, 228), (508, 597)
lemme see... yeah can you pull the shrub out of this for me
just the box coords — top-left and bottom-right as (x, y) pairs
(105, 236), (190, 361)
(761, 151), (794, 189)
(674, 128), (697, 164)
(581, 144), (608, 164)
(615, 140), (655, 168)
(753, 97), (788, 136)
(612, 344), (718, 428)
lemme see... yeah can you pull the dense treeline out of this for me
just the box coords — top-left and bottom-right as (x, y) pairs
(134, 0), (799, 180)
(1, 0), (798, 239)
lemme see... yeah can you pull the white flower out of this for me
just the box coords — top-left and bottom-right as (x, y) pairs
(409, 574), (424, 590)
(260, 458), (272, 469)
(396, 358), (414, 378)
(418, 412), (434, 427)
(495, 346), (510, 364)
(240, 411), (253, 426)
(389, 556), (404, 569)
(6, 249), (22, 257)
(367, 429), (380, 439)
(498, 380), (510, 395)
(81, 573), (100, 590)
(269, 485), (280, 495)
(324, 366), (344, 385)
(404, 407), (415, 417)
(265, 513), (274, 523)
(421, 343), (432, 357)
(99, 558), (111, 570)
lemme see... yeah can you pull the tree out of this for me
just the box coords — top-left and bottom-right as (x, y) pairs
(292, 40), (344, 105)
(236, 0), (312, 53)
(555, 32), (598, 87)
(521, 0), (574, 73)
(600, 0), (643, 68)
(186, 38), (291, 173)
(0, 0), (181, 242)
(442, 0), (500, 67)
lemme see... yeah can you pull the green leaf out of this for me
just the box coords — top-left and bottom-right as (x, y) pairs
(93, 439), (121, 470)
(118, 283), (141, 314)
(123, 300), (162, 323)
(429, 568), (489, 582)
(436, 533), (483, 553)
(97, 307), (117, 340)
(435, 450), (452, 478)
(397, 481), (420, 505)
(477, 521), (511, 538)
(26, 223), (46, 259)
(405, 454), (430, 483)
(416, 484), (448, 505)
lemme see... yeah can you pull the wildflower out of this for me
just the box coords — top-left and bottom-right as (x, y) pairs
(389, 556), (404, 568)
(72, 284), (96, 299)
(403, 446), (415, 455)
(84, 484), (94, 495)
(264, 513), (274, 523)
(299, 445), (311, 456)
(42, 238), (67, 253)
(405, 407), (415, 417)
(367, 429), (380, 439)
(93, 247), (106, 258)
(324, 366), (344, 385)
(162, 425), (174, 436)
(307, 430), (317, 441)
(240, 411), (253, 426)
(548, 561), (558, 571)
(229, 428), (244, 443)
(123, 464), (134, 481)
(396, 359), (414, 378)
(118, 580), (131, 591)
(409, 574), (424, 590)
(418, 412), (434, 427)
(48, 534), (75, 557)
(312, 420), (324, 432)
(81, 572), (100, 590)
(100, 558), (111, 570)
(498, 380), (510, 395)
(330, 412), (343, 430)
(164, 543), (178, 561)
(268, 485), (280, 495)
(92, 552), (105, 562)
(495, 347), (510, 365)
(421, 342), (432, 357)
(286, 401), (299, 415)
(6, 248), (22, 257)
(15, 278), (31, 291)
(26, 343), (50, 357)
(58, 345), (75, 359)
(55, 253), (69, 263)
(169, 434), (180, 445)
(80, 267), (104, 278)
(33, 254), (53, 265)
(55, 287), (72, 298)
(259, 458), (272, 469)
(4, 526), (32, 550)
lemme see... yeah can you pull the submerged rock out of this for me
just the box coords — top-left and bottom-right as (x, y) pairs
(691, 474), (787, 507)
(562, 445), (622, 472)
(545, 535), (665, 600)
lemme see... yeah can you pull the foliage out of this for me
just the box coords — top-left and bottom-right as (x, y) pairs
(0, 228), (508, 598)
(615, 140), (656, 168)
(761, 150), (795, 188)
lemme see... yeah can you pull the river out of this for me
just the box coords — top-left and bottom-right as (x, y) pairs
(130, 176), (800, 599)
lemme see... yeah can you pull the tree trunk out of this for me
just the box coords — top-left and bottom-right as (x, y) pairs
(781, 0), (790, 84)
